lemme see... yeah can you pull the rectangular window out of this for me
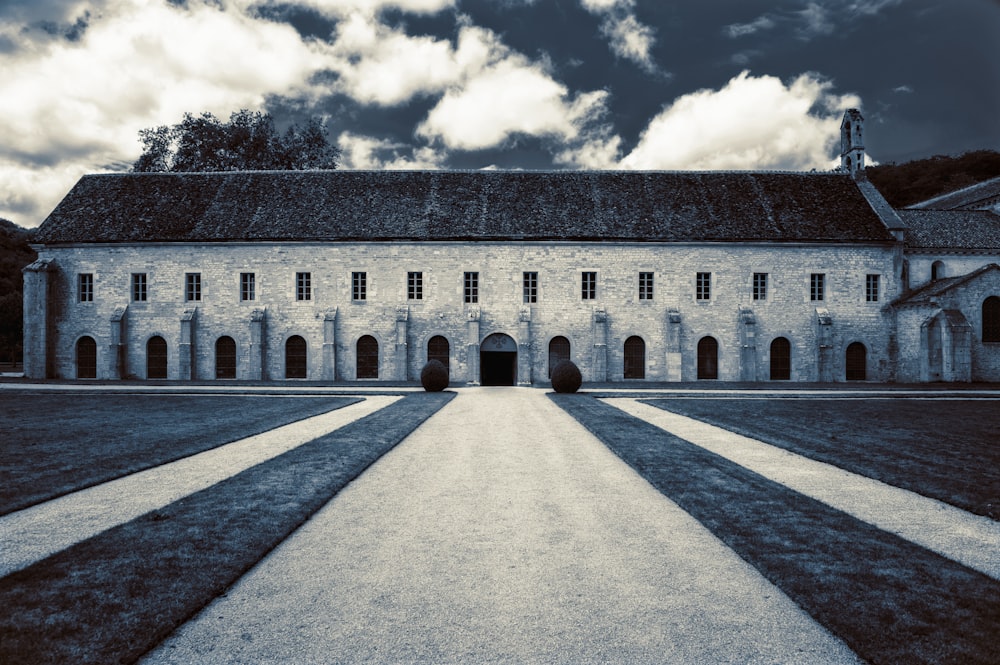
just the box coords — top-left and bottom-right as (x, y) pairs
(78, 273), (94, 302)
(810, 273), (825, 301)
(696, 272), (711, 301)
(866, 274), (880, 302)
(753, 272), (767, 301)
(464, 271), (479, 304)
(131, 273), (147, 302)
(185, 272), (201, 302)
(296, 272), (312, 301)
(352, 272), (366, 301)
(581, 271), (597, 300)
(408, 271), (422, 300)
(638, 272), (654, 300)
(523, 271), (538, 304)
(240, 272), (255, 301)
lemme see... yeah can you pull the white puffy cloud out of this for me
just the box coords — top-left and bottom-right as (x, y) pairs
(621, 71), (860, 171)
(325, 18), (503, 106)
(578, 0), (659, 73)
(417, 61), (611, 151)
(338, 131), (446, 169)
(0, 0), (341, 225)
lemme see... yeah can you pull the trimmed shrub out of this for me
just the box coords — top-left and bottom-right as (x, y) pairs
(420, 359), (449, 392)
(550, 360), (582, 393)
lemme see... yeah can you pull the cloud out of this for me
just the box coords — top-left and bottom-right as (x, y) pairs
(0, 0), (343, 225)
(338, 131), (446, 169)
(620, 71), (861, 171)
(417, 59), (611, 151)
(324, 18), (503, 106)
(578, 0), (659, 73)
(724, 15), (776, 38)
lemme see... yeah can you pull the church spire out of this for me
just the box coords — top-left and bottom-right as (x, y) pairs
(840, 109), (866, 179)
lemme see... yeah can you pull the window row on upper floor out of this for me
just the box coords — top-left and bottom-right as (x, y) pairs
(72, 269), (887, 306)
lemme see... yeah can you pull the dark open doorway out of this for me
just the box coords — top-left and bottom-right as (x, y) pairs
(481, 333), (517, 386)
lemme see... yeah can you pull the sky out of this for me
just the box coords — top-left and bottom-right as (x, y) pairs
(1, 0), (998, 228)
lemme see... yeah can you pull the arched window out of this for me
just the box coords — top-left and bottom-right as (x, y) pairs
(770, 337), (791, 381)
(427, 335), (450, 372)
(623, 336), (645, 379)
(931, 260), (945, 281)
(215, 336), (237, 379)
(147, 336), (168, 379)
(983, 297), (1000, 343)
(357, 335), (379, 379)
(548, 336), (571, 378)
(697, 336), (718, 380)
(846, 342), (867, 381)
(76, 336), (97, 379)
(285, 335), (307, 379)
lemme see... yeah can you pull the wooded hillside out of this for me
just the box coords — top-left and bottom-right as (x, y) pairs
(867, 150), (1000, 208)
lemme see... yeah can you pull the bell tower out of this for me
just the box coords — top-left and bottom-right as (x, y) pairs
(840, 108), (865, 179)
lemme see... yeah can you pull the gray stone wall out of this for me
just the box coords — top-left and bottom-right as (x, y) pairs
(895, 269), (1000, 383)
(31, 240), (901, 383)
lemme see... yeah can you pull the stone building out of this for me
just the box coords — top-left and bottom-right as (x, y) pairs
(21, 110), (1000, 384)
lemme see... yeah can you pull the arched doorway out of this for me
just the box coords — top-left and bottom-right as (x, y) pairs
(548, 336), (570, 378)
(427, 335), (450, 374)
(481, 333), (517, 386)
(624, 336), (645, 379)
(215, 336), (237, 379)
(76, 336), (97, 379)
(770, 337), (791, 380)
(147, 336), (168, 379)
(697, 336), (718, 379)
(357, 335), (379, 379)
(846, 342), (867, 381)
(285, 335), (307, 379)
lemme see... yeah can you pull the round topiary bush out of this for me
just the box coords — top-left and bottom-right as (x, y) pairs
(420, 359), (449, 392)
(550, 359), (582, 393)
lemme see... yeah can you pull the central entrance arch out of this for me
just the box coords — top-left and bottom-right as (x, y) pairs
(480, 333), (517, 386)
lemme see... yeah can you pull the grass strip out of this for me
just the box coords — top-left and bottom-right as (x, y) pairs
(0, 394), (360, 516)
(643, 398), (1000, 518)
(0, 391), (453, 665)
(551, 394), (1000, 665)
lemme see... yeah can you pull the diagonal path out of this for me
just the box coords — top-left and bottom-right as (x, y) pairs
(0, 396), (398, 577)
(143, 388), (860, 665)
(608, 398), (1000, 580)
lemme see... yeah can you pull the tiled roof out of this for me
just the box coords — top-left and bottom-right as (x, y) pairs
(907, 176), (1000, 210)
(897, 210), (1000, 250)
(34, 170), (896, 244)
(893, 263), (1000, 306)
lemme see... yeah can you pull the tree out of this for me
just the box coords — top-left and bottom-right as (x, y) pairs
(0, 219), (36, 365)
(132, 109), (340, 172)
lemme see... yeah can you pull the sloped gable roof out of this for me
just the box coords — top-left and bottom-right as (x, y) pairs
(34, 170), (896, 245)
(907, 176), (1000, 210)
(893, 263), (1000, 306)
(897, 210), (1000, 250)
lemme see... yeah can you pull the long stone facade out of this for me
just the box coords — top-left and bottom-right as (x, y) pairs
(22, 240), (902, 383)
(22, 111), (1000, 384)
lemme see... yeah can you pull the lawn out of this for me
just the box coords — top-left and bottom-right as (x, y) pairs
(0, 393), (359, 515)
(553, 394), (1000, 665)
(0, 391), (453, 665)
(642, 398), (1000, 518)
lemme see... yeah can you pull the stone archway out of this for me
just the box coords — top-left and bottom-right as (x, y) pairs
(480, 333), (517, 386)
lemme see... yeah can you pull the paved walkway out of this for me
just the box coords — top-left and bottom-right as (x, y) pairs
(0, 397), (399, 577)
(608, 398), (1000, 580)
(143, 388), (860, 664)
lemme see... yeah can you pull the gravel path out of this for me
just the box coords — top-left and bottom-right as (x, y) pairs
(609, 398), (1000, 580)
(0, 396), (398, 577)
(143, 388), (859, 665)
